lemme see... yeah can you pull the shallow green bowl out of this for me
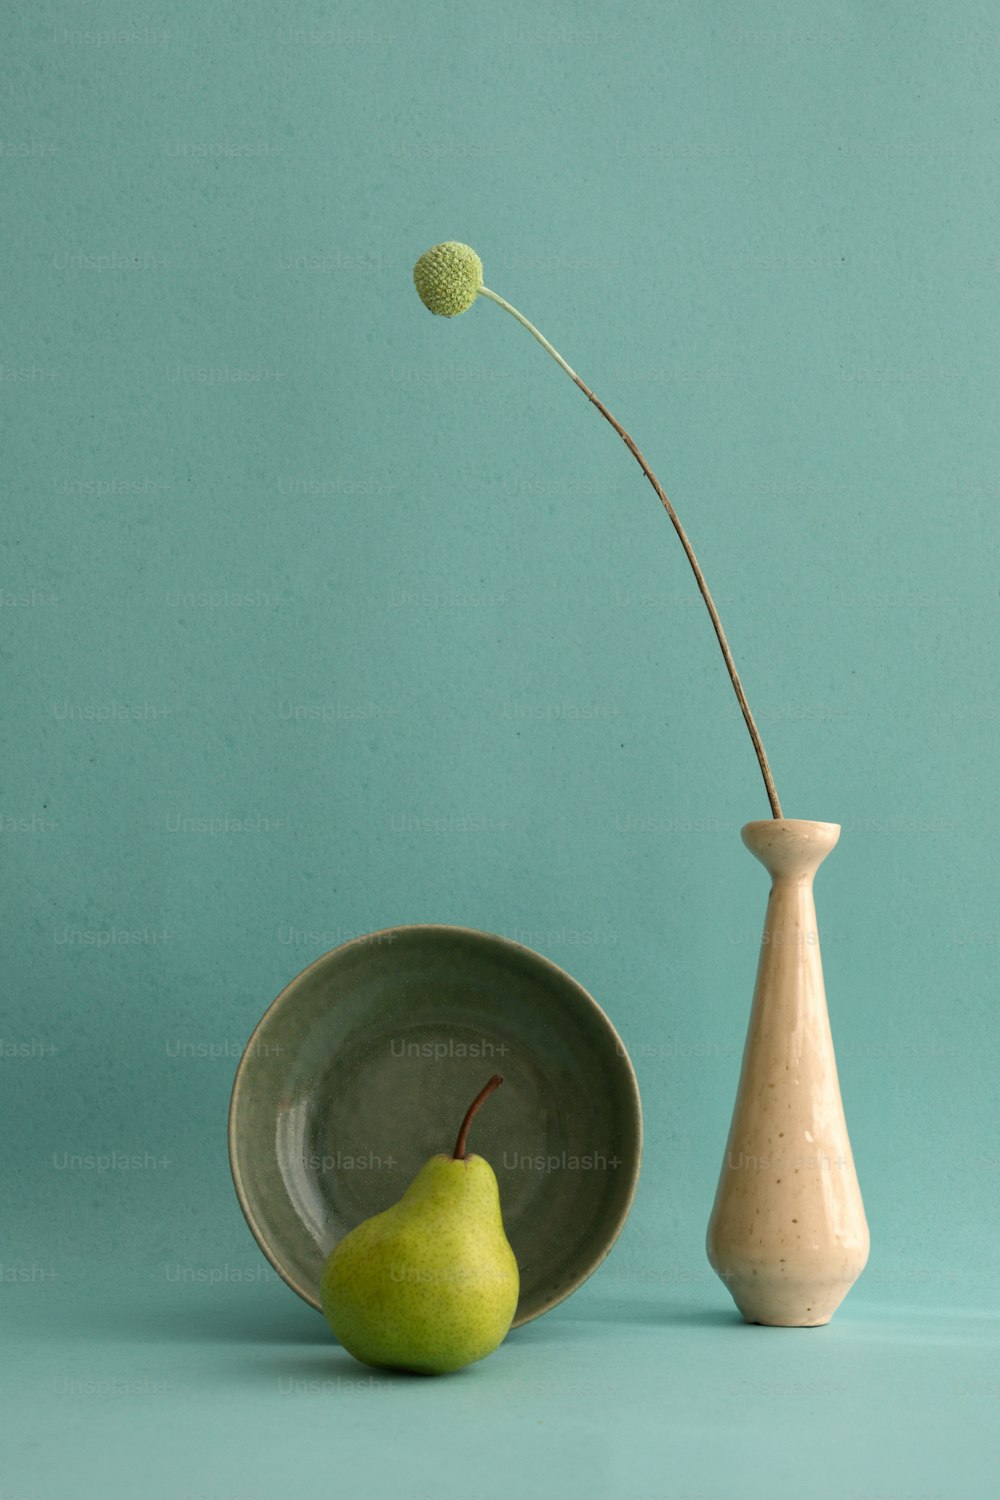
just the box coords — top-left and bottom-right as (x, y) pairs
(229, 923), (643, 1326)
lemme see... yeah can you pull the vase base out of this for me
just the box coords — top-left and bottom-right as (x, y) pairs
(743, 1314), (832, 1328)
(714, 1267), (858, 1327)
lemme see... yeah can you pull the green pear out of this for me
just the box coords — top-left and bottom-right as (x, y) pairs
(321, 1075), (519, 1375)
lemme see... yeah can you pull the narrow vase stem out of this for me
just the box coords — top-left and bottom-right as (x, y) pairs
(479, 284), (783, 820)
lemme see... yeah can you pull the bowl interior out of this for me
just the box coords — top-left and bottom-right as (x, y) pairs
(229, 924), (642, 1326)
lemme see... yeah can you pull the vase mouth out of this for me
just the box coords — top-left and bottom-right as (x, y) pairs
(740, 818), (841, 874)
(742, 818), (841, 836)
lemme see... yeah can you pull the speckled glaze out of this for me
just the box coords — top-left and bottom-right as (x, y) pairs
(707, 820), (869, 1326)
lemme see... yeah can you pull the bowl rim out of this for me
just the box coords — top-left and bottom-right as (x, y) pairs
(228, 920), (643, 1325)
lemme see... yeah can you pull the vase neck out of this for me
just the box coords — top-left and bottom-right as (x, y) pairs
(741, 818), (840, 879)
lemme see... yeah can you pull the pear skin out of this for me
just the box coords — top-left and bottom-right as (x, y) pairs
(320, 1077), (519, 1375)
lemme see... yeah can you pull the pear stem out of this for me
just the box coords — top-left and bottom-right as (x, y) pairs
(478, 284), (783, 820)
(453, 1075), (503, 1160)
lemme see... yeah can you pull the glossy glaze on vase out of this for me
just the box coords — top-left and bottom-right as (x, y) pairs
(707, 819), (869, 1326)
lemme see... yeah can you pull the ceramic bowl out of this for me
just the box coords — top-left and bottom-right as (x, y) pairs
(229, 923), (642, 1326)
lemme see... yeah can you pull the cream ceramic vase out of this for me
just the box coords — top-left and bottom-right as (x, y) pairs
(706, 818), (869, 1325)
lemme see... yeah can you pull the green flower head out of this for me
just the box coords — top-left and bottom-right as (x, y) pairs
(413, 241), (483, 317)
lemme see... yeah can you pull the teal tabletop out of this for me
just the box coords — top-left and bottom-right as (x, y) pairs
(4, 1264), (997, 1499)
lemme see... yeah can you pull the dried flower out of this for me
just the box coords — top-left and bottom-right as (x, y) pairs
(412, 242), (483, 318)
(411, 240), (783, 816)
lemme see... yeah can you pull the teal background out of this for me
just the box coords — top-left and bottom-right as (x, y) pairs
(3, 1), (998, 1496)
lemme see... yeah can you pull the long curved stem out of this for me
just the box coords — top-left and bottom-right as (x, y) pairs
(479, 284), (783, 819)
